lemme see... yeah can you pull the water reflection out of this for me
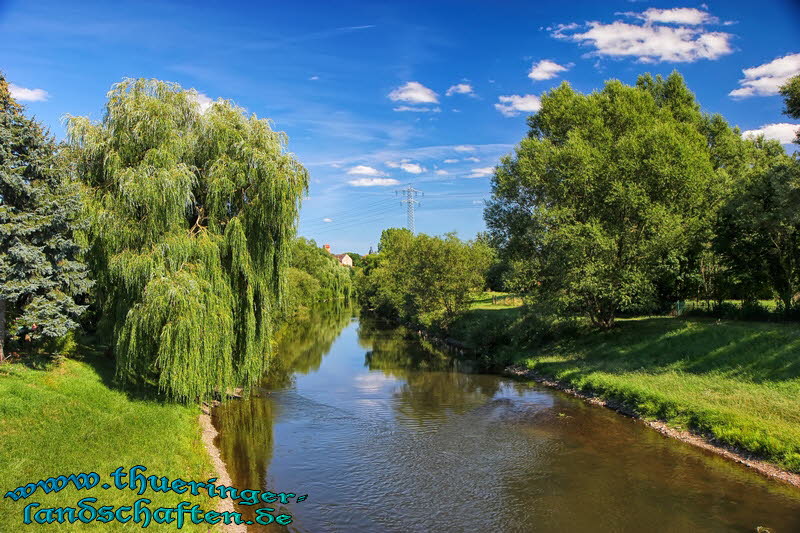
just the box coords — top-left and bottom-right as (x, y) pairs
(213, 308), (800, 533)
(361, 317), (502, 425)
(268, 300), (355, 386)
(212, 301), (353, 527)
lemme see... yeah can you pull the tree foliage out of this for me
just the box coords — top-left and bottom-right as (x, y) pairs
(713, 79), (800, 312)
(0, 74), (90, 360)
(715, 162), (800, 312)
(284, 237), (352, 310)
(66, 79), (308, 402)
(343, 251), (365, 268)
(779, 74), (800, 144)
(486, 72), (777, 328)
(357, 229), (492, 328)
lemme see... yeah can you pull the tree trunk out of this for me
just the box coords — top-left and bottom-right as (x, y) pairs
(0, 298), (6, 362)
(780, 289), (794, 316)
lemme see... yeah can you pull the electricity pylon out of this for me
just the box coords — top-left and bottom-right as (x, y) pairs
(396, 185), (422, 234)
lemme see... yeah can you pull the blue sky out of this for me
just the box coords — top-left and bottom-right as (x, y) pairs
(2, 0), (799, 253)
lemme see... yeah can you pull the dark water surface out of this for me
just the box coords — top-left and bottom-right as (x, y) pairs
(213, 305), (800, 532)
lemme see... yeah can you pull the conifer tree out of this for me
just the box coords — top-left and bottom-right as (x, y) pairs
(0, 74), (90, 361)
(66, 79), (308, 402)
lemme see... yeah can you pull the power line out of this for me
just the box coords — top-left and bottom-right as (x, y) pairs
(301, 200), (402, 233)
(300, 198), (398, 232)
(302, 196), (396, 221)
(304, 213), (402, 235)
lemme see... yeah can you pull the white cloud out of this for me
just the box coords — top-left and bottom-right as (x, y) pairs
(316, 143), (513, 171)
(9, 83), (49, 102)
(552, 12), (733, 63)
(636, 8), (717, 25)
(323, 217), (333, 222)
(388, 81), (439, 104)
(464, 156), (480, 162)
(443, 159), (459, 163)
(454, 145), (474, 152)
(528, 60), (570, 81)
(729, 53), (800, 98)
(309, 75), (320, 80)
(347, 165), (384, 176)
(401, 162), (424, 174)
(385, 160), (425, 174)
(742, 123), (799, 145)
(495, 94), (542, 117)
(348, 177), (401, 187)
(446, 83), (474, 96)
(393, 105), (441, 112)
(468, 167), (495, 178)
(435, 169), (448, 176)
(189, 91), (213, 113)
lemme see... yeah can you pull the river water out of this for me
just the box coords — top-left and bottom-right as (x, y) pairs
(212, 305), (800, 532)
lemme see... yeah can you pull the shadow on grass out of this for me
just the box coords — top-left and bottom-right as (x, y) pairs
(448, 306), (528, 354)
(63, 332), (181, 405)
(537, 317), (800, 384)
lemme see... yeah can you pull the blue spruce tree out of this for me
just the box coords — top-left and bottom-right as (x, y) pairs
(0, 74), (90, 361)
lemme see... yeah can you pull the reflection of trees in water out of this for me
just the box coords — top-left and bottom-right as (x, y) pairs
(394, 372), (502, 424)
(359, 315), (502, 424)
(212, 395), (276, 492)
(212, 301), (353, 526)
(267, 300), (354, 387)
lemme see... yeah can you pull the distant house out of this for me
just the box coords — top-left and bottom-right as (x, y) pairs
(334, 253), (353, 267)
(323, 244), (353, 267)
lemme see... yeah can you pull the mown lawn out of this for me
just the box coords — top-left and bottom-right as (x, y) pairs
(514, 317), (800, 472)
(0, 346), (216, 531)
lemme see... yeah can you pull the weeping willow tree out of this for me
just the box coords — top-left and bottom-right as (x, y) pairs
(66, 79), (308, 402)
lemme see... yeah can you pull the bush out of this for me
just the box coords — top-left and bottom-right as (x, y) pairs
(712, 301), (741, 319)
(741, 300), (772, 321)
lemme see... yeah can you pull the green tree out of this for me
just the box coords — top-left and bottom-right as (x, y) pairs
(66, 79), (308, 402)
(0, 74), (90, 361)
(486, 74), (722, 327)
(716, 162), (800, 312)
(779, 74), (800, 143)
(343, 251), (364, 268)
(284, 237), (352, 310)
(712, 74), (799, 310)
(358, 229), (491, 328)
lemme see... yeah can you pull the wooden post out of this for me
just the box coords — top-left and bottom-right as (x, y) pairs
(0, 298), (6, 362)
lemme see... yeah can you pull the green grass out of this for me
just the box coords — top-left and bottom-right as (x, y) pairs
(513, 317), (800, 472)
(468, 291), (525, 310)
(0, 345), (215, 531)
(448, 292), (525, 350)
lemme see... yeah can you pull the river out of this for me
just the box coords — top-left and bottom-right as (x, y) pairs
(212, 304), (800, 532)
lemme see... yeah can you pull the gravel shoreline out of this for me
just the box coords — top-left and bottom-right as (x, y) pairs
(199, 407), (248, 533)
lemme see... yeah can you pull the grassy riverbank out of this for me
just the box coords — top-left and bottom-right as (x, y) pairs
(450, 295), (800, 473)
(0, 343), (215, 531)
